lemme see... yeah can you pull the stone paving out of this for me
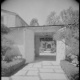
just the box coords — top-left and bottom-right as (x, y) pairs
(2, 61), (69, 80)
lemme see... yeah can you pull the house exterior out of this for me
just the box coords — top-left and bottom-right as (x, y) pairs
(1, 9), (66, 65)
(1, 9), (28, 27)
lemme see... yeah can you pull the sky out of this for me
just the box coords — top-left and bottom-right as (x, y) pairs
(1, 0), (79, 25)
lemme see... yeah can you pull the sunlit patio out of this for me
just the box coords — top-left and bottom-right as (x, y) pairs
(2, 60), (69, 80)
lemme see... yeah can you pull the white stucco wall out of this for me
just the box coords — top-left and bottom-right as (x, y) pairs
(17, 45), (25, 58)
(25, 29), (35, 63)
(56, 39), (65, 64)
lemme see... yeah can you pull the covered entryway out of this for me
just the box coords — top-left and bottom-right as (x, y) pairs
(39, 37), (56, 54)
(7, 26), (65, 64)
(34, 32), (57, 61)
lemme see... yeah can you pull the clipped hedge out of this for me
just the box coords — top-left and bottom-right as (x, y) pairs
(4, 45), (22, 62)
(1, 59), (26, 76)
(60, 60), (79, 80)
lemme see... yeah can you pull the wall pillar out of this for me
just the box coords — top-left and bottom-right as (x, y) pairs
(25, 29), (35, 63)
(34, 35), (40, 57)
(56, 39), (65, 64)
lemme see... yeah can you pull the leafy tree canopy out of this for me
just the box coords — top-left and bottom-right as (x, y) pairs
(30, 18), (39, 26)
(46, 11), (62, 25)
(60, 7), (79, 27)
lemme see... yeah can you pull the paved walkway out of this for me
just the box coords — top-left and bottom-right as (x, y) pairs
(2, 61), (69, 80)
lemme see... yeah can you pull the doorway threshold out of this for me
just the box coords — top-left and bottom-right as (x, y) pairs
(40, 52), (56, 56)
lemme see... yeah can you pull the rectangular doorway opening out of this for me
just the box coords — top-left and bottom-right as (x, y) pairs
(34, 32), (56, 61)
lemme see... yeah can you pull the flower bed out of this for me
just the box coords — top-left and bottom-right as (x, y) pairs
(60, 60), (79, 80)
(1, 59), (26, 76)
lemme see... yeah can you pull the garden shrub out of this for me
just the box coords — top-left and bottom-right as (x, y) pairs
(65, 53), (79, 67)
(65, 55), (72, 62)
(4, 45), (22, 62)
(1, 36), (14, 56)
(1, 35), (22, 62)
(70, 73), (79, 80)
(1, 24), (10, 34)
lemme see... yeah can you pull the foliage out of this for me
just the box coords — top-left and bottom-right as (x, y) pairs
(1, 36), (14, 56)
(54, 26), (79, 56)
(54, 7), (79, 56)
(1, 24), (10, 35)
(65, 26), (79, 56)
(54, 27), (72, 43)
(71, 73), (79, 80)
(46, 11), (62, 25)
(2, 59), (26, 76)
(1, 24), (10, 60)
(4, 45), (22, 62)
(1, 36), (21, 62)
(46, 7), (79, 27)
(71, 26), (79, 40)
(60, 7), (79, 26)
(1, 24), (22, 62)
(1, 24), (10, 56)
(30, 18), (39, 26)
(65, 55), (72, 62)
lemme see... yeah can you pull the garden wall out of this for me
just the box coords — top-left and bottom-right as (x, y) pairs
(56, 39), (65, 64)
(25, 29), (35, 63)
